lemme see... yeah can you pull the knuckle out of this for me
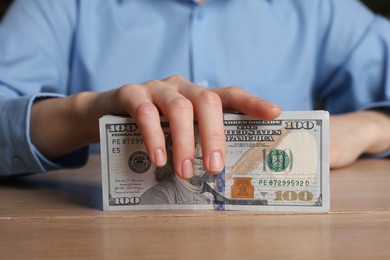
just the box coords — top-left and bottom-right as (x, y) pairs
(226, 85), (246, 95)
(145, 80), (163, 88)
(116, 84), (140, 105)
(122, 83), (138, 90)
(167, 74), (187, 83)
(170, 97), (193, 111)
(198, 90), (222, 107)
(119, 83), (138, 95)
(135, 102), (158, 119)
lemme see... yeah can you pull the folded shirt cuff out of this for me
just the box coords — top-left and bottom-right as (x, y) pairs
(0, 93), (89, 177)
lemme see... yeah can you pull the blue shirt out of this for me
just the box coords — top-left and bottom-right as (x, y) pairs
(1, 0), (390, 176)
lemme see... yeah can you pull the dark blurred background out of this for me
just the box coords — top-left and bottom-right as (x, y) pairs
(0, 0), (390, 22)
(361, 0), (390, 16)
(0, 0), (12, 18)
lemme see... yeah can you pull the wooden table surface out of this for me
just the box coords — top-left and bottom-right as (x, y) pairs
(1, 155), (390, 260)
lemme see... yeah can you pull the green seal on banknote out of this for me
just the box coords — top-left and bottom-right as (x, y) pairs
(267, 149), (289, 172)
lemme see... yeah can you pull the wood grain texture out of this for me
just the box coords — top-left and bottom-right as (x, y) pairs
(1, 155), (390, 259)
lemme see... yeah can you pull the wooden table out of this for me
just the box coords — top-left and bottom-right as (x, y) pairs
(1, 155), (390, 259)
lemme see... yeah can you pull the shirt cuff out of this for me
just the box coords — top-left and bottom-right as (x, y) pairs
(0, 93), (89, 177)
(361, 101), (390, 112)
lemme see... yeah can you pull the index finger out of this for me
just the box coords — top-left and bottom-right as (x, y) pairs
(212, 86), (282, 120)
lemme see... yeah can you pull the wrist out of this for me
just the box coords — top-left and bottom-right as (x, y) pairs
(364, 110), (390, 154)
(70, 91), (102, 144)
(30, 91), (100, 159)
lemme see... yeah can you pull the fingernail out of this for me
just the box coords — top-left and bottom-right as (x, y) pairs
(181, 159), (193, 179)
(154, 148), (166, 167)
(209, 151), (223, 173)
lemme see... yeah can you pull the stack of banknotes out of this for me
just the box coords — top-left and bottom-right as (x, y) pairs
(100, 111), (329, 212)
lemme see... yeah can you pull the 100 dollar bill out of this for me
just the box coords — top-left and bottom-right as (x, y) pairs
(100, 111), (329, 212)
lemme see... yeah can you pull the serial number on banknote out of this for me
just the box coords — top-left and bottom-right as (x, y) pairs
(258, 179), (311, 187)
(111, 138), (144, 145)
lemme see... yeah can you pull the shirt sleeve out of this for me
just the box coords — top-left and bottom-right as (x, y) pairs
(313, 0), (390, 159)
(315, 0), (390, 114)
(0, 0), (88, 177)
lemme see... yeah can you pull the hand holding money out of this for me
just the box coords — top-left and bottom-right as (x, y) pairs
(30, 75), (280, 170)
(100, 111), (329, 212)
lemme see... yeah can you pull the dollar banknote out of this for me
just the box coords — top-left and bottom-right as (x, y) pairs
(100, 111), (329, 212)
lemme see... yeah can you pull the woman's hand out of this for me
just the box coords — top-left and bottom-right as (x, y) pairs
(31, 75), (281, 179)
